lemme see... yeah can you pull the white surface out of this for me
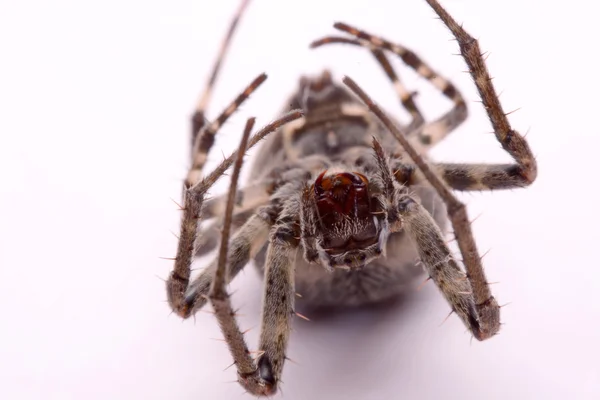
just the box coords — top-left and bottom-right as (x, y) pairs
(1, 0), (599, 399)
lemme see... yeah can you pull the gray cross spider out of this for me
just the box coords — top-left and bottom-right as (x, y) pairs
(165, 0), (537, 396)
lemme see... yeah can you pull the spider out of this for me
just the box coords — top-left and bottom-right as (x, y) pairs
(165, 0), (537, 396)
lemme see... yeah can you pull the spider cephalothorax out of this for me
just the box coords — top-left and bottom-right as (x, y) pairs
(166, 0), (537, 396)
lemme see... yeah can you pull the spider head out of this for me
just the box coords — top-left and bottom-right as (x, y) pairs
(306, 170), (387, 270)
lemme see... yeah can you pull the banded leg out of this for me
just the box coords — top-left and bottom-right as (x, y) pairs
(325, 23), (468, 148)
(205, 118), (297, 395)
(311, 37), (425, 132)
(370, 48), (424, 132)
(207, 118), (259, 392)
(186, 73), (266, 186)
(344, 75), (523, 340)
(166, 109), (303, 318)
(190, 0), (251, 148)
(206, 119), (273, 395)
(434, 163), (533, 191)
(395, 163), (535, 192)
(425, 0), (537, 184)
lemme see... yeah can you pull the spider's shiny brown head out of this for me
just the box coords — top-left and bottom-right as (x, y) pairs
(310, 170), (386, 270)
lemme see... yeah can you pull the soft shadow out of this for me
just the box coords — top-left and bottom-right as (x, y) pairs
(283, 288), (436, 399)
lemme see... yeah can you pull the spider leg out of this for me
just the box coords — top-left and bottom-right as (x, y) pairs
(201, 219), (299, 396)
(425, 0), (537, 185)
(396, 196), (482, 336)
(166, 108), (303, 318)
(250, 186), (304, 395)
(186, 74), (266, 187)
(367, 126), (486, 339)
(314, 25), (468, 148)
(206, 118), (275, 396)
(299, 185), (320, 265)
(196, 162), (319, 257)
(433, 163), (534, 191)
(251, 227), (298, 395)
(344, 76), (511, 340)
(190, 0), (251, 149)
(182, 192), (300, 398)
(166, 1), (299, 395)
(207, 117), (257, 381)
(395, 162), (535, 192)
(311, 37), (425, 132)
(181, 207), (275, 316)
(207, 120), (298, 395)
(369, 47), (424, 132)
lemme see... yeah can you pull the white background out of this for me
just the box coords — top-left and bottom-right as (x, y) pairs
(1, 0), (599, 399)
